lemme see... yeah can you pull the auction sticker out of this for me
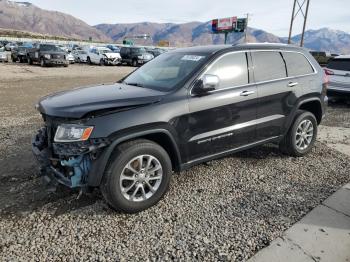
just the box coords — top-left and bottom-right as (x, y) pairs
(181, 55), (204, 61)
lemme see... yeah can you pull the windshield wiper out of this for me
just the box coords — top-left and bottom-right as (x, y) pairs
(123, 82), (144, 87)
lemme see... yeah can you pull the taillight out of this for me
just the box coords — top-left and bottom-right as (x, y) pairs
(322, 69), (329, 94)
(324, 68), (334, 75)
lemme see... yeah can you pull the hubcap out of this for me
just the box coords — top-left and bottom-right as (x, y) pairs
(295, 119), (314, 150)
(119, 155), (163, 202)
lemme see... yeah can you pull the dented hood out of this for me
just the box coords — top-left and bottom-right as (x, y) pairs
(37, 83), (165, 118)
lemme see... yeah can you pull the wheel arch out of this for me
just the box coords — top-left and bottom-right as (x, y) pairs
(88, 129), (182, 187)
(297, 98), (323, 124)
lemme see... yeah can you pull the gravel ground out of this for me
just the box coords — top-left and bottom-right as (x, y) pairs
(0, 63), (349, 261)
(322, 100), (350, 128)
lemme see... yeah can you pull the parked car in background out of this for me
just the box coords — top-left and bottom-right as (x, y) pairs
(11, 43), (33, 63)
(106, 44), (120, 53)
(57, 44), (69, 53)
(66, 52), (75, 64)
(310, 51), (333, 66)
(5, 42), (17, 51)
(120, 46), (154, 66)
(27, 43), (68, 67)
(86, 46), (121, 66)
(67, 43), (81, 52)
(72, 50), (88, 63)
(145, 47), (166, 58)
(325, 55), (350, 99)
(0, 47), (10, 62)
(0, 40), (9, 48)
(32, 44), (326, 213)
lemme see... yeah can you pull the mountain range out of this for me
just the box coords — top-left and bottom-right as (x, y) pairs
(1, 0), (350, 54)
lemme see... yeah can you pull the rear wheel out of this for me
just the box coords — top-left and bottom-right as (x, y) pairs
(101, 139), (172, 213)
(279, 110), (317, 157)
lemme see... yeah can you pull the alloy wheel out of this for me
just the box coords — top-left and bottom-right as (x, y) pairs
(119, 154), (163, 202)
(295, 119), (314, 150)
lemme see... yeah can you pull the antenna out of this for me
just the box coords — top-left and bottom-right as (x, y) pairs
(288, 0), (311, 47)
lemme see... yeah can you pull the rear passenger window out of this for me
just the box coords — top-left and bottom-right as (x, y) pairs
(282, 52), (314, 76)
(251, 51), (286, 82)
(206, 52), (248, 89)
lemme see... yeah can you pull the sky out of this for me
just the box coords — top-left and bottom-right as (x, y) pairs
(27, 0), (350, 36)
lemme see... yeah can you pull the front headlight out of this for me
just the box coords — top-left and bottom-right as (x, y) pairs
(138, 55), (143, 59)
(44, 54), (51, 59)
(54, 125), (94, 142)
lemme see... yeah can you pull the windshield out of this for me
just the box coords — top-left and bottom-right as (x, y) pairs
(40, 44), (62, 52)
(327, 58), (350, 71)
(123, 52), (208, 91)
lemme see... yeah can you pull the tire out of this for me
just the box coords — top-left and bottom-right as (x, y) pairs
(40, 57), (45, 67)
(77, 57), (81, 63)
(279, 110), (318, 157)
(99, 58), (104, 66)
(87, 57), (91, 65)
(27, 57), (33, 65)
(101, 139), (172, 213)
(132, 59), (138, 67)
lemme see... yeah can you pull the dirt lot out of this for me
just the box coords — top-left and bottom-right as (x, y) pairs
(0, 63), (349, 261)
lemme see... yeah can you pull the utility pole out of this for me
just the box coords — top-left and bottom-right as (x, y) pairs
(244, 13), (250, 43)
(288, 0), (311, 47)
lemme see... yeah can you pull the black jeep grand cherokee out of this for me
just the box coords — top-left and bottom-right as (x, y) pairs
(33, 44), (327, 213)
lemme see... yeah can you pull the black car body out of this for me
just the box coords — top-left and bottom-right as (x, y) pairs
(11, 45), (32, 63)
(27, 43), (68, 67)
(33, 44), (327, 213)
(120, 46), (154, 66)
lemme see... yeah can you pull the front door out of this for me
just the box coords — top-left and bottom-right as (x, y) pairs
(187, 51), (258, 162)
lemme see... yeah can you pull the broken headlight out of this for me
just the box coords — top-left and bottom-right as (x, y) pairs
(54, 125), (94, 142)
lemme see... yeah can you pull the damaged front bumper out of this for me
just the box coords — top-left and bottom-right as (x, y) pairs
(32, 126), (109, 188)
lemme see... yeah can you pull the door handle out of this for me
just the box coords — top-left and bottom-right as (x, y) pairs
(240, 90), (255, 96)
(287, 82), (298, 87)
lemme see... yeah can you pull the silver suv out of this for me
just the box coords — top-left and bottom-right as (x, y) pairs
(325, 55), (350, 99)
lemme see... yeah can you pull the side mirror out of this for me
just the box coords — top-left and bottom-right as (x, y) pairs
(192, 74), (220, 95)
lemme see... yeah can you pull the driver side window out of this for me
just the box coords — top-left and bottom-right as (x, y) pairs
(206, 52), (249, 89)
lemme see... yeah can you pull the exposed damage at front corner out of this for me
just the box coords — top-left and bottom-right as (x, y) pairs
(32, 125), (110, 189)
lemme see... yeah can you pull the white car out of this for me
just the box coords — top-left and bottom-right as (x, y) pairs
(0, 47), (10, 62)
(66, 52), (75, 64)
(72, 50), (88, 63)
(86, 47), (121, 66)
(325, 55), (350, 99)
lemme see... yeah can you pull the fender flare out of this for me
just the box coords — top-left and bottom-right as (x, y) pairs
(87, 128), (181, 187)
(283, 97), (323, 135)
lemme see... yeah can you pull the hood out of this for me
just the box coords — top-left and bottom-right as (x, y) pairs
(37, 83), (165, 119)
(104, 52), (121, 59)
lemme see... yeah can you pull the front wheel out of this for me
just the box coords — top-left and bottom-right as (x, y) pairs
(87, 57), (91, 65)
(40, 57), (46, 67)
(101, 139), (172, 213)
(279, 110), (318, 157)
(132, 59), (138, 67)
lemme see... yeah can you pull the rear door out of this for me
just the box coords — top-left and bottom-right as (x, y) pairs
(187, 51), (258, 161)
(251, 50), (294, 140)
